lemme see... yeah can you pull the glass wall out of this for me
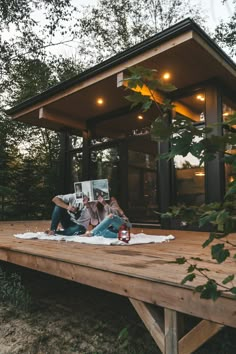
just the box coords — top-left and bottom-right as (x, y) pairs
(71, 151), (83, 188)
(173, 90), (206, 205)
(90, 146), (120, 199)
(128, 134), (158, 222)
(223, 97), (236, 189)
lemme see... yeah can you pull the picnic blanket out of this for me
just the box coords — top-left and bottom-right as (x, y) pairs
(14, 232), (175, 246)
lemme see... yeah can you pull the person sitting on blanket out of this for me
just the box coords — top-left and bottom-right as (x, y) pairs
(46, 193), (91, 236)
(84, 195), (124, 227)
(84, 196), (131, 238)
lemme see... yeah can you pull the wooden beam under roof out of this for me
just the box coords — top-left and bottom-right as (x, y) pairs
(39, 107), (85, 131)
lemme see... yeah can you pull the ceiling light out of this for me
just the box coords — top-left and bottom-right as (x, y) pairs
(137, 115), (143, 120)
(195, 171), (205, 176)
(163, 72), (171, 80)
(196, 94), (205, 101)
(96, 97), (104, 105)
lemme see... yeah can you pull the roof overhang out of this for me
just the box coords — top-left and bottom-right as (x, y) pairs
(6, 18), (236, 133)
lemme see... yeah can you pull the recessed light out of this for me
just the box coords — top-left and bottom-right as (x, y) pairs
(163, 72), (171, 80)
(196, 94), (205, 101)
(96, 97), (104, 105)
(137, 115), (143, 120)
(195, 171), (205, 176)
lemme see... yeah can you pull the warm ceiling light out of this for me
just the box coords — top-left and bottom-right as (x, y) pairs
(96, 97), (104, 105)
(196, 94), (205, 101)
(137, 115), (144, 120)
(163, 72), (171, 80)
(195, 171), (205, 176)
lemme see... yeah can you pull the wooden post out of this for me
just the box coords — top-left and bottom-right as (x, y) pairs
(165, 308), (179, 354)
(205, 84), (224, 203)
(82, 129), (91, 181)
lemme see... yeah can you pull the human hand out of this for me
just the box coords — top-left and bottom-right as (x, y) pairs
(97, 195), (106, 205)
(67, 205), (77, 213)
(83, 195), (89, 205)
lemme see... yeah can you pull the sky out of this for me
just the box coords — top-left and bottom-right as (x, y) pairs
(76, 0), (235, 29)
(54, 0), (233, 59)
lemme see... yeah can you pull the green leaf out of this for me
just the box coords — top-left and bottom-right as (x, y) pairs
(187, 264), (196, 272)
(142, 100), (152, 111)
(176, 257), (187, 265)
(202, 233), (216, 248)
(181, 273), (196, 284)
(211, 244), (230, 263)
(194, 285), (204, 293)
(118, 327), (129, 340)
(230, 287), (236, 295)
(222, 275), (234, 285)
(199, 280), (221, 301)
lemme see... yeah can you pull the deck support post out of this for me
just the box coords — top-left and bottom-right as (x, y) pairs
(129, 299), (224, 354)
(164, 308), (179, 354)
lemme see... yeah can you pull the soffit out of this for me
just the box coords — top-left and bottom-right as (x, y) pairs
(9, 30), (236, 132)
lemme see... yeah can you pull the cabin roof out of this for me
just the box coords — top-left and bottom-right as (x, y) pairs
(6, 18), (236, 132)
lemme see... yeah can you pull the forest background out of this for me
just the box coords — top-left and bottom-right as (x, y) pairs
(1, 0), (236, 221)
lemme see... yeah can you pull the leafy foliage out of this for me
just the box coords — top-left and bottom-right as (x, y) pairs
(214, 0), (236, 57)
(0, 54), (82, 220)
(77, 0), (206, 67)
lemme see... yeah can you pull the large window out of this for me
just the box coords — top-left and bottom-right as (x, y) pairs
(173, 91), (206, 205)
(223, 97), (236, 189)
(90, 146), (120, 198)
(71, 152), (83, 183)
(128, 134), (158, 222)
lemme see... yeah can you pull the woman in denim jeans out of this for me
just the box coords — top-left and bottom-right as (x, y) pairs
(85, 196), (131, 238)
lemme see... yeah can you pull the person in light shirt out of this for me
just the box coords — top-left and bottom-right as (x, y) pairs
(46, 193), (91, 236)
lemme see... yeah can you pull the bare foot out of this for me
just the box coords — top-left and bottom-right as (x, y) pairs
(45, 230), (55, 236)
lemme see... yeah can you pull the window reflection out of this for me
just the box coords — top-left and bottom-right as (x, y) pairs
(173, 91), (205, 122)
(173, 91), (205, 205)
(223, 97), (236, 188)
(90, 147), (120, 198)
(71, 152), (83, 184)
(69, 135), (83, 149)
(128, 134), (158, 222)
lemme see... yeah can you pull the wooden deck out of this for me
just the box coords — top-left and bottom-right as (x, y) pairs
(0, 220), (235, 354)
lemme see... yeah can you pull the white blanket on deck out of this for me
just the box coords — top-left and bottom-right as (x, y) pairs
(14, 232), (175, 246)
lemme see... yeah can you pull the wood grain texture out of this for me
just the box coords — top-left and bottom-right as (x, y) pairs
(0, 220), (235, 329)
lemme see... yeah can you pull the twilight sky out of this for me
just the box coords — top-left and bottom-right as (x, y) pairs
(75, 0), (234, 29)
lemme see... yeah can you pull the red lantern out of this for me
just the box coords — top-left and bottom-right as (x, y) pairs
(118, 223), (131, 243)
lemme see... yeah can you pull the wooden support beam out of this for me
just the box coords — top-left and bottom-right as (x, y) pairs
(179, 319), (223, 354)
(165, 308), (179, 354)
(39, 107), (85, 130)
(129, 298), (165, 353)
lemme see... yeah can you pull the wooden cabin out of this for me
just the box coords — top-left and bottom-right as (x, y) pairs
(3, 18), (236, 354)
(6, 18), (236, 226)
